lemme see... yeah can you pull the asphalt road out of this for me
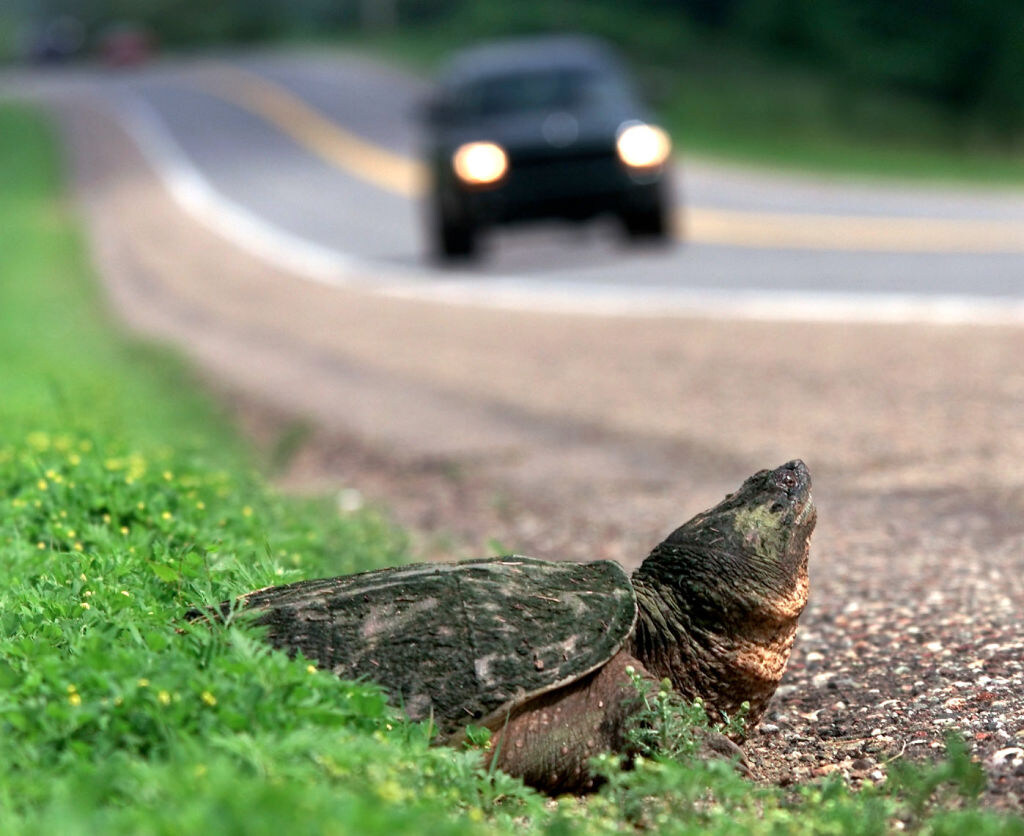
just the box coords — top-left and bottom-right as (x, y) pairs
(8, 49), (1024, 319)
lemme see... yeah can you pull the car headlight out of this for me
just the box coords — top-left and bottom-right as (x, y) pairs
(451, 141), (508, 185)
(616, 122), (671, 169)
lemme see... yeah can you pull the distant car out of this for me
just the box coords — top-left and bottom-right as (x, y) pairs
(98, 23), (155, 68)
(418, 36), (675, 259)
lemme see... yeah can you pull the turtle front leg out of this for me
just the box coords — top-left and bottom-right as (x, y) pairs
(485, 650), (649, 793)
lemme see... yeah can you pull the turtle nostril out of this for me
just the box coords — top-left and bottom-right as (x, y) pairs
(776, 470), (797, 492)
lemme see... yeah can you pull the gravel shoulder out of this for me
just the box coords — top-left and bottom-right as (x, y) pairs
(57, 97), (1024, 810)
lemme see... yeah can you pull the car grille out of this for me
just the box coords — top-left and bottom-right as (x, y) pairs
(506, 147), (621, 197)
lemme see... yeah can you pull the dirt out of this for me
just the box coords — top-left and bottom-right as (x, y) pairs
(56, 97), (1024, 811)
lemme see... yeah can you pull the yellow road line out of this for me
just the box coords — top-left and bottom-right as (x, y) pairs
(191, 62), (1024, 254)
(194, 61), (425, 198)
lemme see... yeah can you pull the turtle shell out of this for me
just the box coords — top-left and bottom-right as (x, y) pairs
(231, 556), (637, 735)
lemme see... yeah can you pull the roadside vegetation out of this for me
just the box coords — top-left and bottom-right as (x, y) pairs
(8, 0), (1024, 182)
(2, 101), (1023, 832)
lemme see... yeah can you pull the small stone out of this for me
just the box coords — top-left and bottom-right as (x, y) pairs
(336, 488), (364, 513)
(989, 747), (1024, 767)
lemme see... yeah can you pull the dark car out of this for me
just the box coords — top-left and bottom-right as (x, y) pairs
(98, 22), (156, 68)
(419, 36), (675, 259)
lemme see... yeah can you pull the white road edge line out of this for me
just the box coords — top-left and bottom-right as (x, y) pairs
(115, 92), (1024, 326)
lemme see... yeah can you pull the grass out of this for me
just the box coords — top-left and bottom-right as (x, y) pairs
(2, 100), (1024, 832)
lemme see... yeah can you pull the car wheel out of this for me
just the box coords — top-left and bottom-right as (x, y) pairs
(622, 201), (670, 242)
(435, 210), (477, 260)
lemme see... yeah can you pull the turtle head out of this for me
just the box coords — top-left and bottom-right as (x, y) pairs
(633, 460), (816, 723)
(652, 459), (815, 616)
(715, 459), (815, 588)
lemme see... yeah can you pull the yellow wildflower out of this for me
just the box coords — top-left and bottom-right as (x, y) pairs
(68, 693), (82, 707)
(158, 690), (171, 705)
(242, 506), (253, 517)
(37, 479), (48, 491)
(138, 678), (150, 687)
(201, 691), (217, 706)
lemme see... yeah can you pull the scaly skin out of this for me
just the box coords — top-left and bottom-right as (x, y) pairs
(487, 460), (815, 788)
(487, 651), (648, 793)
(632, 459), (815, 727)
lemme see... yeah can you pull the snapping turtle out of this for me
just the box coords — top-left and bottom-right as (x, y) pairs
(195, 460), (814, 791)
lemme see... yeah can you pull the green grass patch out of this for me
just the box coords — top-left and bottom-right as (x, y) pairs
(2, 101), (1023, 832)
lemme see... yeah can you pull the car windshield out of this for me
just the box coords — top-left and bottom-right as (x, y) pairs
(456, 68), (629, 117)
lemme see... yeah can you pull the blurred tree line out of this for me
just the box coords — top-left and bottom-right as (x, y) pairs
(12, 0), (1024, 142)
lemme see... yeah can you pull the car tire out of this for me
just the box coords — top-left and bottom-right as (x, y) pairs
(622, 201), (670, 242)
(435, 211), (477, 260)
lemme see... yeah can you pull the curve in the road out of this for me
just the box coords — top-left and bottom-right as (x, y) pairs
(195, 61), (1024, 255)
(102, 60), (1024, 324)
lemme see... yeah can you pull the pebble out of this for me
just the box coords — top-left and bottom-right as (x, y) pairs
(989, 747), (1024, 767)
